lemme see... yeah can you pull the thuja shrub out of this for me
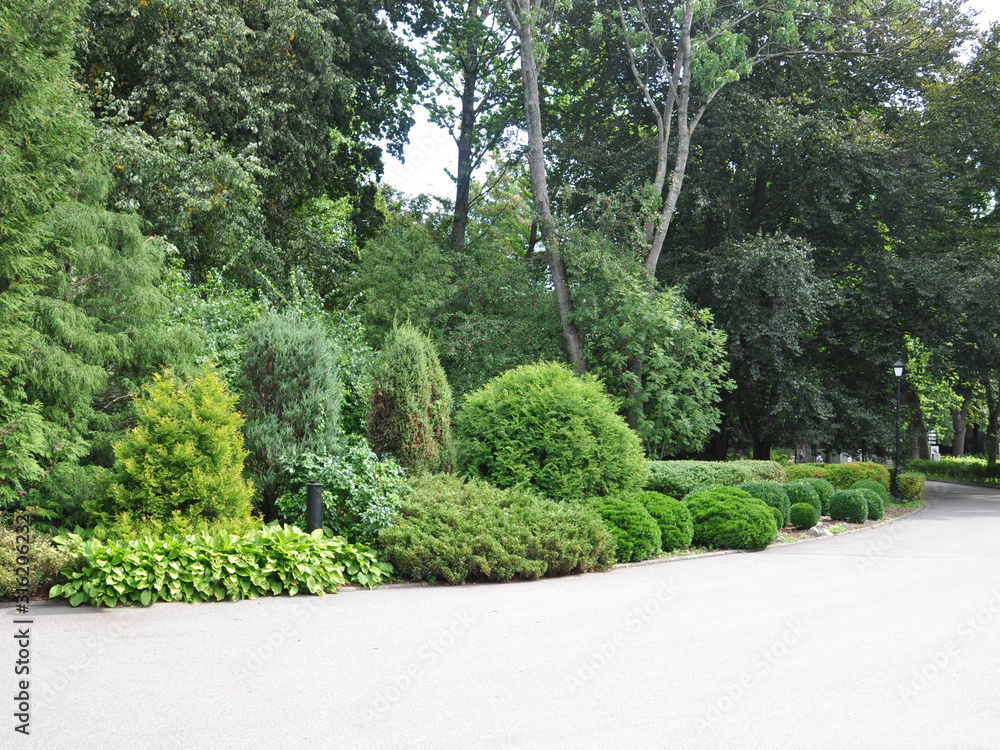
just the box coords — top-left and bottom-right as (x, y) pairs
(367, 323), (453, 474)
(828, 490), (868, 523)
(48, 525), (390, 607)
(241, 311), (342, 517)
(274, 435), (408, 544)
(739, 482), (791, 526)
(378, 475), (615, 584)
(684, 487), (778, 550)
(639, 491), (693, 552)
(800, 477), (835, 515)
(898, 472), (925, 502)
(591, 496), (662, 562)
(88, 363), (254, 526)
(645, 460), (786, 498)
(790, 502), (819, 530)
(455, 362), (647, 501)
(823, 462), (890, 491)
(785, 480), (822, 516)
(856, 487), (884, 521)
(853, 479), (890, 509)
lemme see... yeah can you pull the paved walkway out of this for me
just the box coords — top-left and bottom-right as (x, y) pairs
(5, 481), (1000, 749)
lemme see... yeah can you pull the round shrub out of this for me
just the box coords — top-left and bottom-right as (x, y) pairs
(768, 505), (784, 528)
(799, 477), (835, 515)
(89, 363), (254, 526)
(828, 489), (868, 523)
(856, 487), (884, 521)
(739, 482), (791, 526)
(455, 361), (647, 501)
(898, 472), (925, 502)
(853, 479), (890, 508)
(790, 502), (819, 530)
(824, 461), (890, 490)
(378, 475), (615, 584)
(684, 488), (778, 550)
(241, 311), (342, 517)
(367, 323), (453, 474)
(785, 480), (822, 516)
(638, 491), (693, 551)
(593, 496), (662, 562)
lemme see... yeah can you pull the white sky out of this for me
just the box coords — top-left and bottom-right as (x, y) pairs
(382, 0), (1000, 200)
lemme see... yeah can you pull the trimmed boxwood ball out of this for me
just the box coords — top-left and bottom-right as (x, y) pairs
(855, 487), (884, 521)
(785, 480), (822, 516)
(828, 489), (868, 523)
(455, 362), (648, 501)
(768, 505), (784, 529)
(592, 497), (662, 562)
(853, 479), (890, 508)
(739, 482), (791, 526)
(684, 488), (778, 550)
(800, 477), (835, 515)
(638, 491), (693, 551)
(790, 502), (819, 530)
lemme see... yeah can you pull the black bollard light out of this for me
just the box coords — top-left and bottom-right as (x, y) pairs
(306, 482), (323, 533)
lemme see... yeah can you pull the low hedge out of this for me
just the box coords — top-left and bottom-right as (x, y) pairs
(909, 458), (1000, 485)
(786, 461), (891, 491)
(898, 472), (926, 502)
(684, 487), (778, 550)
(790, 502), (819, 530)
(645, 460), (786, 498)
(785, 481), (822, 516)
(739, 482), (791, 526)
(49, 524), (390, 607)
(638, 491), (693, 552)
(378, 475), (615, 584)
(828, 490), (868, 524)
(592, 496), (662, 562)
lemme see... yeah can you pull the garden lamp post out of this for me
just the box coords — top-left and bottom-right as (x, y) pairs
(893, 360), (905, 501)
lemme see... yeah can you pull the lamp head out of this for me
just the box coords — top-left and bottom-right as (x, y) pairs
(893, 360), (905, 379)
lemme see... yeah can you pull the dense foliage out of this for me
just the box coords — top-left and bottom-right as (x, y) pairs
(591, 495), (662, 562)
(378, 475), (615, 584)
(785, 480), (822, 516)
(644, 460), (786, 498)
(639, 491), (694, 552)
(898, 472), (926, 502)
(828, 490), (869, 524)
(49, 524), (390, 607)
(798, 477), (835, 515)
(274, 436), (408, 544)
(87, 364), (254, 526)
(684, 487), (778, 550)
(455, 362), (647, 501)
(0, 525), (75, 599)
(367, 323), (453, 474)
(789, 502), (819, 530)
(739, 482), (791, 526)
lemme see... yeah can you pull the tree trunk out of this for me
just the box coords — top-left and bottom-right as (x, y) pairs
(951, 384), (973, 457)
(913, 405), (930, 461)
(504, 0), (586, 372)
(752, 436), (772, 461)
(625, 353), (643, 432)
(985, 375), (999, 467)
(449, 29), (478, 253)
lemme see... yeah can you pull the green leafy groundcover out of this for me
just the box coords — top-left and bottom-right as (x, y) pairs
(48, 525), (391, 608)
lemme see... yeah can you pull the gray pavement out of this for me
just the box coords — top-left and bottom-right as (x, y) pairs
(5, 480), (1000, 750)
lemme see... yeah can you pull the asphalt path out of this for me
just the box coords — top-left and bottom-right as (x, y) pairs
(5, 480), (1000, 750)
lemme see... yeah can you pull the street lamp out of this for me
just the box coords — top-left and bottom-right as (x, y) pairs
(893, 360), (905, 501)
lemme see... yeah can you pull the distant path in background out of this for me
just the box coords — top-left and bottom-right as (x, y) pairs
(5, 481), (1000, 750)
